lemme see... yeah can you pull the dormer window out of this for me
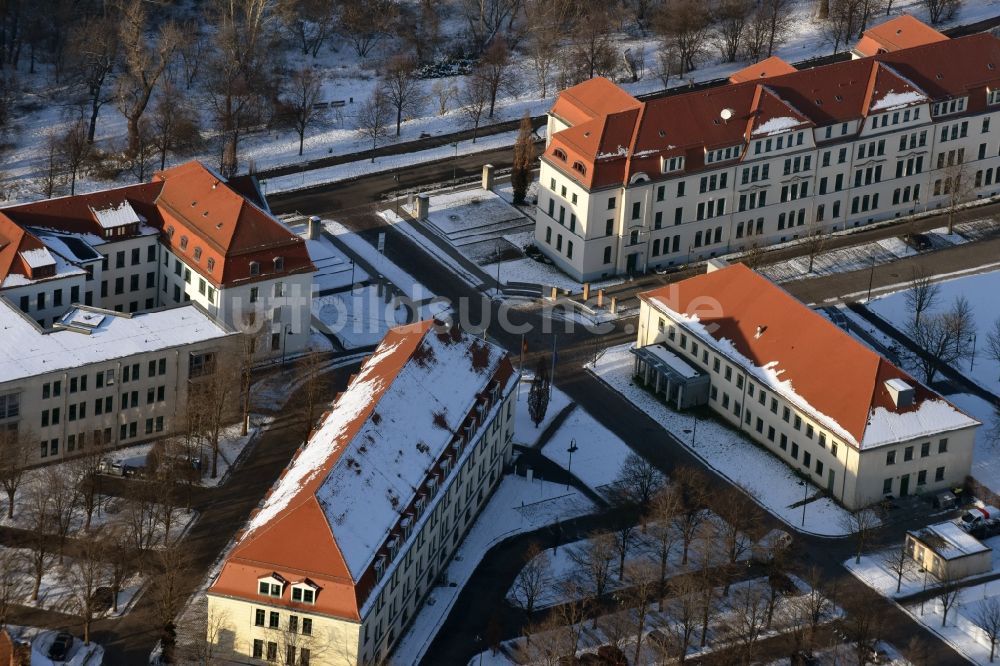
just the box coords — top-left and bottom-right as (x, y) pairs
(207, 258), (216, 272)
(179, 236), (189, 250)
(571, 161), (586, 175)
(661, 156), (684, 173)
(273, 256), (284, 272)
(249, 261), (260, 276)
(989, 89), (1000, 106)
(553, 148), (567, 161)
(193, 247), (202, 262)
(166, 226), (175, 239)
(291, 581), (318, 604)
(257, 574), (285, 597)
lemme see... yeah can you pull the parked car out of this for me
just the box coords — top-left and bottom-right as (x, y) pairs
(48, 632), (73, 661)
(829, 310), (849, 329)
(902, 233), (932, 251)
(958, 505), (1000, 532)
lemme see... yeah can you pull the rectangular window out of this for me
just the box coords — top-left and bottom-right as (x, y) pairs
(921, 441), (930, 457)
(886, 450), (896, 465)
(255, 609), (265, 627)
(253, 640), (263, 659)
(904, 446), (913, 461)
(939, 438), (948, 453)
(883, 478), (892, 495)
(917, 470), (927, 486)
(935, 466), (945, 482)
(269, 611), (280, 628)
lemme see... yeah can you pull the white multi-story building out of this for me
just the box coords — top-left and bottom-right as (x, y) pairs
(207, 320), (518, 666)
(0, 161), (315, 356)
(635, 262), (979, 509)
(0, 300), (235, 464)
(536, 16), (1000, 281)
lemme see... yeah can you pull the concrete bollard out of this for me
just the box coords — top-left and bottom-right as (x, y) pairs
(482, 164), (495, 191)
(416, 194), (429, 220)
(550, 286), (558, 300)
(610, 296), (618, 314)
(583, 283), (590, 301)
(597, 289), (604, 307)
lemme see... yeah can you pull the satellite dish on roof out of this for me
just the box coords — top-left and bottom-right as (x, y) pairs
(720, 108), (734, 121)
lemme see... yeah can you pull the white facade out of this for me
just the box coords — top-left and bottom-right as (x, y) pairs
(0, 302), (235, 465)
(538, 100), (1000, 282)
(637, 297), (977, 509)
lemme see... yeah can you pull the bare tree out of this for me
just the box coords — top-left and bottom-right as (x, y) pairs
(67, 16), (119, 144)
(58, 119), (92, 196)
(672, 466), (709, 565)
(101, 523), (134, 614)
(524, 0), (566, 98)
(154, 544), (192, 664)
(567, 4), (618, 82)
(64, 530), (107, 645)
(356, 89), (392, 162)
(0, 426), (32, 519)
(908, 296), (976, 383)
(150, 83), (202, 171)
(296, 350), (327, 440)
(22, 482), (51, 601)
(0, 549), (25, 628)
(175, 20), (207, 90)
(511, 542), (550, 615)
(906, 265), (941, 328)
(116, 0), (179, 155)
(381, 55), (423, 137)
(938, 578), (962, 627)
(883, 541), (914, 594)
(429, 80), (458, 115)
(726, 581), (769, 664)
(569, 531), (616, 598)
(626, 562), (659, 665)
(612, 522), (634, 580)
(664, 574), (700, 662)
(841, 506), (880, 564)
(475, 38), (513, 120)
(975, 597), (1000, 662)
(45, 466), (79, 563)
(456, 0), (522, 52)
(71, 440), (105, 532)
(613, 452), (666, 509)
(554, 578), (592, 655)
(340, 0), (398, 58)
(281, 66), (325, 156)
(460, 76), (490, 143)
(844, 588), (884, 665)
(122, 482), (159, 557)
(655, 0), (713, 74)
(277, 0), (337, 56)
(518, 612), (572, 666)
(922, 0), (962, 24)
(715, 0), (753, 63)
(712, 485), (760, 564)
(127, 118), (158, 183)
(647, 486), (680, 600)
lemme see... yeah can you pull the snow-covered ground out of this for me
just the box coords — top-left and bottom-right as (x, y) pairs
(846, 534), (1000, 600)
(507, 515), (749, 610)
(323, 219), (431, 295)
(759, 226), (969, 284)
(589, 344), (859, 536)
(513, 377), (573, 448)
(0, 0), (997, 202)
(312, 285), (451, 349)
(284, 217), (370, 292)
(899, 578), (1000, 665)
(867, 268), (1000, 396)
(27, 629), (104, 666)
(539, 406), (636, 495)
(943, 393), (1000, 494)
(391, 474), (597, 665)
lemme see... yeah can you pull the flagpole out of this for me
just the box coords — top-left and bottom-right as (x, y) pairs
(550, 334), (557, 397)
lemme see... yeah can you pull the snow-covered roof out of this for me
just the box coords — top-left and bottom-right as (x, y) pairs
(89, 201), (142, 229)
(751, 116), (805, 136)
(640, 264), (979, 450)
(213, 321), (517, 619)
(870, 89), (927, 112)
(0, 302), (232, 385)
(640, 343), (701, 379)
(911, 521), (991, 560)
(18, 248), (55, 269)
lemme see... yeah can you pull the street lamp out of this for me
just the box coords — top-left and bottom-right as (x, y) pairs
(566, 439), (579, 489)
(969, 332), (978, 371)
(452, 142), (459, 187)
(798, 480), (808, 527)
(682, 415), (698, 448)
(393, 173), (400, 216)
(865, 248), (877, 302)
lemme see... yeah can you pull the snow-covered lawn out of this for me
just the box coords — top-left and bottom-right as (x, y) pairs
(896, 578), (1000, 665)
(482, 575), (839, 666)
(941, 393), (1000, 494)
(284, 217), (370, 292)
(323, 220), (431, 296)
(539, 406), (635, 495)
(507, 515), (749, 610)
(482, 256), (623, 293)
(513, 378), (573, 448)
(867, 268), (1000, 396)
(588, 344), (859, 536)
(425, 189), (528, 241)
(312, 285), (451, 349)
(759, 226), (969, 284)
(391, 474), (597, 665)
(380, 210), (485, 288)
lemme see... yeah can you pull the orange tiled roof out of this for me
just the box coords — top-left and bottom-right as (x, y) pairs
(729, 56), (797, 83)
(855, 14), (948, 57)
(639, 264), (976, 448)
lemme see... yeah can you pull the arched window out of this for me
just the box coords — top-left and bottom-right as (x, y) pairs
(553, 148), (568, 161)
(572, 161), (587, 175)
(273, 256), (284, 272)
(629, 230), (639, 245)
(179, 236), (189, 250)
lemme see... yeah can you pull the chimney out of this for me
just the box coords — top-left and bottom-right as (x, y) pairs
(416, 194), (429, 220)
(885, 378), (915, 409)
(307, 215), (322, 240)
(482, 164), (495, 191)
(755, 325), (767, 339)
